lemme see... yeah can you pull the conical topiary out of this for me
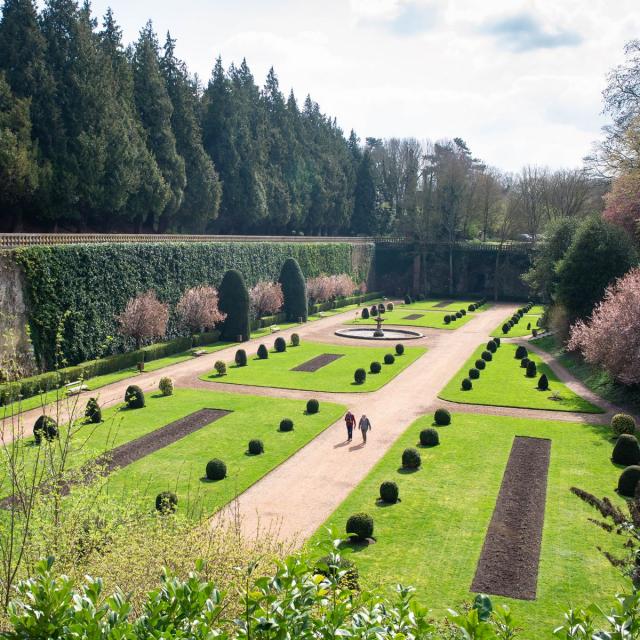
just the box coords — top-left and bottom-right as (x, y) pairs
(612, 435), (640, 466)
(537, 374), (549, 390)
(219, 269), (250, 341)
(279, 258), (307, 322)
(515, 345), (528, 360)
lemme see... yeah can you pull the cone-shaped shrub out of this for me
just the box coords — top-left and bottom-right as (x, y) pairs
(346, 513), (374, 541)
(155, 491), (177, 513)
(85, 398), (102, 424)
(370, 361), (382, 374)
(235, 349), (248, 366)
(306, 399), (319, 414)
(526, 361), (537, 378)
(279, 258), (307, 322)
(402, 447), (422, 469)
(419, 428), (439, 447)
(461, 378), (472, 391)
(520, 357), (530, 368)
(515, 345), (528, 359)
(219, 269), (250, 341)
(612, 435), (640, 466)
(395, 343), (404, 355)
(125, 385), (145, 409)
(618, 465), (640, 497)
(257, 344), (268, 359)
(361, 307), (370, 319)
(537, 374), (549, 390)
(33, 415), (58, 445)
(379, 481), (399, 504)
(354, 368), (366, 384)
(279, 418), (294, 432)
(612, 414), (637, 437)
(248, 439), (264, 455)
(370, 305), (378, 316)
(434, 408), (451, 425)
(205, 459), (226, 481)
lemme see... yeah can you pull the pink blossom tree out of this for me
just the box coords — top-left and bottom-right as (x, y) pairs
(307, 276), (334, 303)
(603, 171), (640, 242)
(117, 291), (169, 350)
(568, 267), (640, 384)
(176, 286), (226, 334)
(332, 274), (356, 297)
(249, 281), (284, 318)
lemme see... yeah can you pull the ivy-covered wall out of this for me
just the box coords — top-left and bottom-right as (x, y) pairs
(13, 242), (375, 368)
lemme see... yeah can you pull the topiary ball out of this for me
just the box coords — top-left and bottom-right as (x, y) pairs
(354, 368), (367, 384)
(155, 491), (178, 514)
(460, 309), (467, 316)
(279, 418), (294, 432)
(159, 377), (173, 396)
(384, 354), (395, 365)
(526, 361), (537, 378)
(85, 398), (102, 424)
(515, 345), (528, 360)
(291, 333), (300, 347)
(612, 435), (640, 466)
(502, 323), (510, 334)
(520, 357), (530, 368)
(612, 414), (637, 437)
(475, 359), (486, 370)
(402, 447), (422, 469)
(306, 399), (319, 414)
(487, 340), (497, 353)
(419, 428), (439, 447)
(274, 337), (286, 353)
(361, 307), (370, 319)
(461, 378), (472, 391)
(346, 512), (374, 541)
(257, 344), (269, 359)
(248, 439), (264, 455)
(235, 349), (248, 366)
(468, 304), (476, 312)
(494, 337), (501, 347)
(387, 302), (394, 311)
(395, 343), (404, 356)
(469, 367), (480, 380)
(537, 374), (549, 391)
(370, 305), (378, 317)
(404, 294), (412, 304)
(618, 465), (640, 497)
(214, 360), (227, 376)
(315, 554), (359, 590)
(125, 385), (145, 409)
(434, 408), (451, 425)
(481, 351), (492, 362)
(205, 459), (227, 481)
(370, 361), (382, 374)
(33, 415), (58, 445)
(455, 311), (462, 319)
(379, 481), (399, 504)
(444, 315), (451, 325)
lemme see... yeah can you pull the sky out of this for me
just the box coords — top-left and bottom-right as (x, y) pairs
(85, 0), (640, 173)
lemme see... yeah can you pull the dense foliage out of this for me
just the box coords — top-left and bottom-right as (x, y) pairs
(279, 257), (308, 322)
(218, 269), (250, 341)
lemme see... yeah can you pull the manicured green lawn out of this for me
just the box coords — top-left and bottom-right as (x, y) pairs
(347, 308), (473, 330)
(401, 299), (486, 312)
(491, 313), (543, 338)
(309, 413), (624, 639)
(438, 343), (603, 413)
(5, 389), (344, 516)
(201, 341), (425, 392)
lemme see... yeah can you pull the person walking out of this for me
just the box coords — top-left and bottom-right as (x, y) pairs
(358, 414), (372, 444)
(344, 410), (356, 441)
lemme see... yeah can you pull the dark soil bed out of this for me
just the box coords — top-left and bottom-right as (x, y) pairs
(432, 300), (455, 308)
(291, 353), (344, 372)
(402, 314), (424, 320)
(470, 436), (551, 600)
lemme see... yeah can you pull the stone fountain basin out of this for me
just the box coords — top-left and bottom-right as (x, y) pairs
(334, 327), (423, 341)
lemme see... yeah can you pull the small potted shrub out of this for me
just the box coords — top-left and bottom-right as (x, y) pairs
(537, 374), (549, 391)
(612, 414), (637, 437)
(346, 512), (374, 542)
(274, 337), (286, 353)
(205, 458), (227, 481)
(235, 349), (248, 366)
(526, 361), (537, 378)
(306, 399), (320, 414)
(461, 378), (472, 391)
(214, 360), (227, 376)
(155, 491), (178, 514)
(395, 343), (404, 356)
(419, 428), (439, 447)
(354, 368), (367, 384)
(159, 377), (173, 396)
(279, 418), (294, 432)
(33, 415), (58, 445)
(248, 439), (264, 455)
(469, 367), (480, 380)
(434, 408), (451, 425)
(291, 333), (300, 346)
(125, 385), (145, 409)
(402, 447), (421, 469)
(384, 354), (395, 365)
(257, 344), (269, 359)
(370, 361), (382, 374)
(379, 481), (399, 504)
(85, 398), (102, 424)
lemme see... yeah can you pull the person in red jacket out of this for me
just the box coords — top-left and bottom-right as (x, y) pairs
(344, 410), (356, 441)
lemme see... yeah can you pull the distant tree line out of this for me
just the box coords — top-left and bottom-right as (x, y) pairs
(0, 0), (606, 236)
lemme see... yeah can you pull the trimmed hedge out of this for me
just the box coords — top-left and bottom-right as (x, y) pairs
(279, 418), (294, 432)
(291, 333), (300, 347)
(469, 367), (480, 380)
(279, 257), (308, 322)
(219, 269), (250, 341)
(33, 415), (58, 445)
(537, 374), (549, 391)
(248, 439), (264, 455)
(481, 351), (492, 362)
(85, 397), (101, 424)
(274, 337), (286, 353)
(235, 349), (248, 367)
(395, 343), (404, 356)
(461, 378), (472, 391)
(526, 361), (537, 378)
(370, 361), (382, 374)
(612, 414), (637, 437)
(159, 377), (173, 396)
(515, 345), (528, 360)
(361, 307), (370, 319)
(384, 354), (395, 365)
(475, 359), (486, 370)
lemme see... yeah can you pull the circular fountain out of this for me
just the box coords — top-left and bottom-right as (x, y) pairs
(335, 314), (423, 341)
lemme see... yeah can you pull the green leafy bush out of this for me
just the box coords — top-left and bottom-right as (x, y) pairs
(248, 439), (264, 455)
(274, 337), (286, 353)
(370, 361), (381, 374)
(214, 360), (226, 376)
(618, 465), (640, 497)
(526, 361), (537, 378)
(379, 481), (399, 504)
(33, 415), (58, 445)
(257, 344), (268, 359)
(475, 359), (486, 370)
(306, 399), (319, 414)
(395, 343), (404, 355)
(384, 354), (395, 365)
(434, 408), (451, 425)
(469, 367), (480, 379)
(346, 513), (374, 541)
(315, 554), (359, 590)
(158, 377), (173, 396)
(537, 374), (549, 391)
(612, 435), (640, 466)
(125, 385), (145, 409)
(279, 418), (294, 432)
(85, 397), (102, 424)
(612, 414), (637, 437)
(235, 349), (248, 366)
(291, 333), (300, 346)
(402, 447), (421, 469)
(515, 345), (528, 360)
(279, 257), (308, 322)
(219, 269), (250, 341)
(461, 378), (472, 391)
(205, 459), (227, 481)
(155, 491), (178, 513)
(419, 428), (439, 447)
(354, 368), (366, 384)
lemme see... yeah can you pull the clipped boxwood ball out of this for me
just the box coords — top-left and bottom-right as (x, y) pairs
(612, 435), (640, 466)
(125, 385), (145, 409)
(384, 354), (395, 365)
(612, 414), (637, 437)
(274, 336), (286, 353)
(395, 343), (404, 356)
(475, 359), (486, 370)
(481, 351), (492, 362)
(291, 333), (300, 347)
(515, 345), (528, 360)
(257, 344), (269, 359)
(402, 447), (421, 469)
(537, 374), (549, 391)
(370, 305), (378, 316)
(361, 307), (370, 319)
(279, 418), (294, 432)
(434, 408), (451, 426)
(158, 377), (173, 397)
(379, 481), (399, 504)
(370, 361), (382, 374)
(155, 491), (178, 514)
(354, 368), (367, 384)
(487, 340), (497, 353)
(618, 465), (640, 497)
(205, 458), (227, 481)
(469, 367), (480, 380)
(235, 349), (248, 366)
(502, 323), (510, 334)
(455, 311), (462, 319)
(387, 302), (394, 311)
(346, 513), (374, 541)
(444, 315), (451, 324)
(85, 398), (102, 424)
(248, 439), (264, 455)
(306, 399), (319, 414)
(526, 361), (537, 378)
(419, 428), (439, 447)
(33, 415), (58, 445)
(461, 378), (472, 391)
(494, 337), (501, 347)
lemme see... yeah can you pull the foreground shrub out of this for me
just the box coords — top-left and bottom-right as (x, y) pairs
(515, 345), (528, 360)
(315, 554), (359, 590)
(85, 397), (102, 424)
(205, 459), (227, 481)
(526, 361), (537, 378)
(370, 361), (381, 374)
(379, 481), (399, 504)
(248, 439), (264, 455)
(395, 343), (404, 355)
(469, 367), (480, 380)
(354, 368), (366, 384)
(33, 415), (58, 445)
(279, 258), (307, 322)
(257, 344), (268, 359)
(434, 408), (451, 425)
(402, 447), (421, 469)
(419, 428), (439, 447)
(461, 378), (472, 391)
(537, 373), (549, 391)
(291, 333), (300, 347)
(361, 307), (370, 319)
(214, 360), (226, 376)
(235, 349), (248, 366)
(618, 465), (640, 497)
(306, 399), (319, 414)
(612, 413), (637, 437)
(346, 513), (374, 541)
(384, 354), (395, 365)
(158, 377), (173, 396)
(125, 385), (145, 409)
(155, 491), (178, 513)
(612, 434), (640, 466)
(520, 357), (530, 368)
(274, 337), (286, 353)
(279, 418), (294, 432)
(475, 359), (486, 370)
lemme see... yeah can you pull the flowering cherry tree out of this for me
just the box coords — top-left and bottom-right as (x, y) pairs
(176, 286), (226, 334)
(117, 291), (169, 349)
(307, 274), (355, 302)
(568, 267), (640, 384)
(249, 281), (284, 318)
